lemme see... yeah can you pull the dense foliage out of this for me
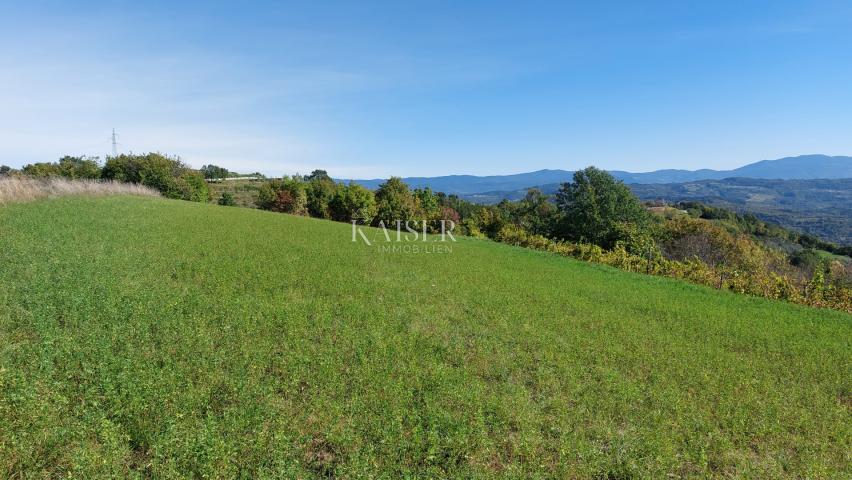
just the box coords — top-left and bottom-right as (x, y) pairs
(255, 174), (459, 232)
(304, 170), (336, 219)
(22, 156), (102, 179)
(16, 153), (210, 202)
(328, 182), (377, 224)
(102, 153), (209, 202)
(554, 167), (651, 249)
(200, 164), (230, 180)
(256, 177), (308, 215)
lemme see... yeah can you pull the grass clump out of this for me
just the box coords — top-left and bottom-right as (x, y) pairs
(0, 176), (158, 205)
(0, 196), (849, 478)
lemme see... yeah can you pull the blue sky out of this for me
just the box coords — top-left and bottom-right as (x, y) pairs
(2, 1), (851, 177)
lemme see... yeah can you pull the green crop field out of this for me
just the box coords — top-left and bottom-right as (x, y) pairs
(1, 196), (850, 478)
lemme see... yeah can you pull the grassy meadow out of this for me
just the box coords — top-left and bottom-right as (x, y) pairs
(0, 196), (850, 478)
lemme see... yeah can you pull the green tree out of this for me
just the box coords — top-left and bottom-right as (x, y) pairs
(303, 171), (337, 219)
(555, 166), (650, 249)
(414, 187), (440, 219)
(22, 156), (101, 179)
(306, 169), (332, 182)
(22, 162), (62, 177)
(329, 182), (377, 224)
(306, 178), (336, 219)
(517, 188), (560, 237)
(373, 177), (418, 226)
(200, 164), (230, 180)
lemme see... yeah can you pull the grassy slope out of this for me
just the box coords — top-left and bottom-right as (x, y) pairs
(207, 179), (262, 208)
(0, 197), (849, 479)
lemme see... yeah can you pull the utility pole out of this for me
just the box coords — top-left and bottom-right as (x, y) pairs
(111, 129), (119, 157)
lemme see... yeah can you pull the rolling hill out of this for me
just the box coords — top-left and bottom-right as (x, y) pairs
(630, 178), (852, 245)
(1, 195), (849, 478)
(463, 178), (852, 245)
(344, 155), (852, 193)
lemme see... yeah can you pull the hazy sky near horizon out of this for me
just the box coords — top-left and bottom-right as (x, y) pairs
(2, 1), (852, 177)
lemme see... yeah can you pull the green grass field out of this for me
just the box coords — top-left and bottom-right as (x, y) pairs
(1, 196), (849, 478)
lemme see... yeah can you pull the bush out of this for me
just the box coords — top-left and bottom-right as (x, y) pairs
(22, 156), (102, 180)
(175, 172), (210, 202)
(218, 192), (236, 206)
(791, 249), (824, 272)
(329, 183), (376, 224)
(101, 153), (209, 202)
(256, 177), (308, 215)
(306, 176), (337, 219)
(374, 177), (420, 226)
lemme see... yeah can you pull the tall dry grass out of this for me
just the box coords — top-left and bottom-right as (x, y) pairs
(0, 176), (160, 205)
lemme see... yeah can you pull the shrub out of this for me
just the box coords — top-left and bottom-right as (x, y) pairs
(439, 206), (460, 227)
(329, 183), (376, 224)
(174, 171), (211, 202)
(22, 156), (102, 179)
(470, 206), (510, 239)
(256, 177), (308, 215)
(373, 177), (420, 226)
(218, 192), (236, 206)
(101, 153), (209, 202)
(791, 249), (824, 273)
(660, 217), (733, 268)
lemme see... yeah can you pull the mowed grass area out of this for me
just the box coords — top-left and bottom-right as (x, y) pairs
(0, 197), (849, 479)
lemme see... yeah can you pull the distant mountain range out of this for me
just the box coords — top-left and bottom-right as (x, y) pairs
(344, 155), (852, 194)
(342, 154), (852, 244)
(456, 177), (852, 245)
